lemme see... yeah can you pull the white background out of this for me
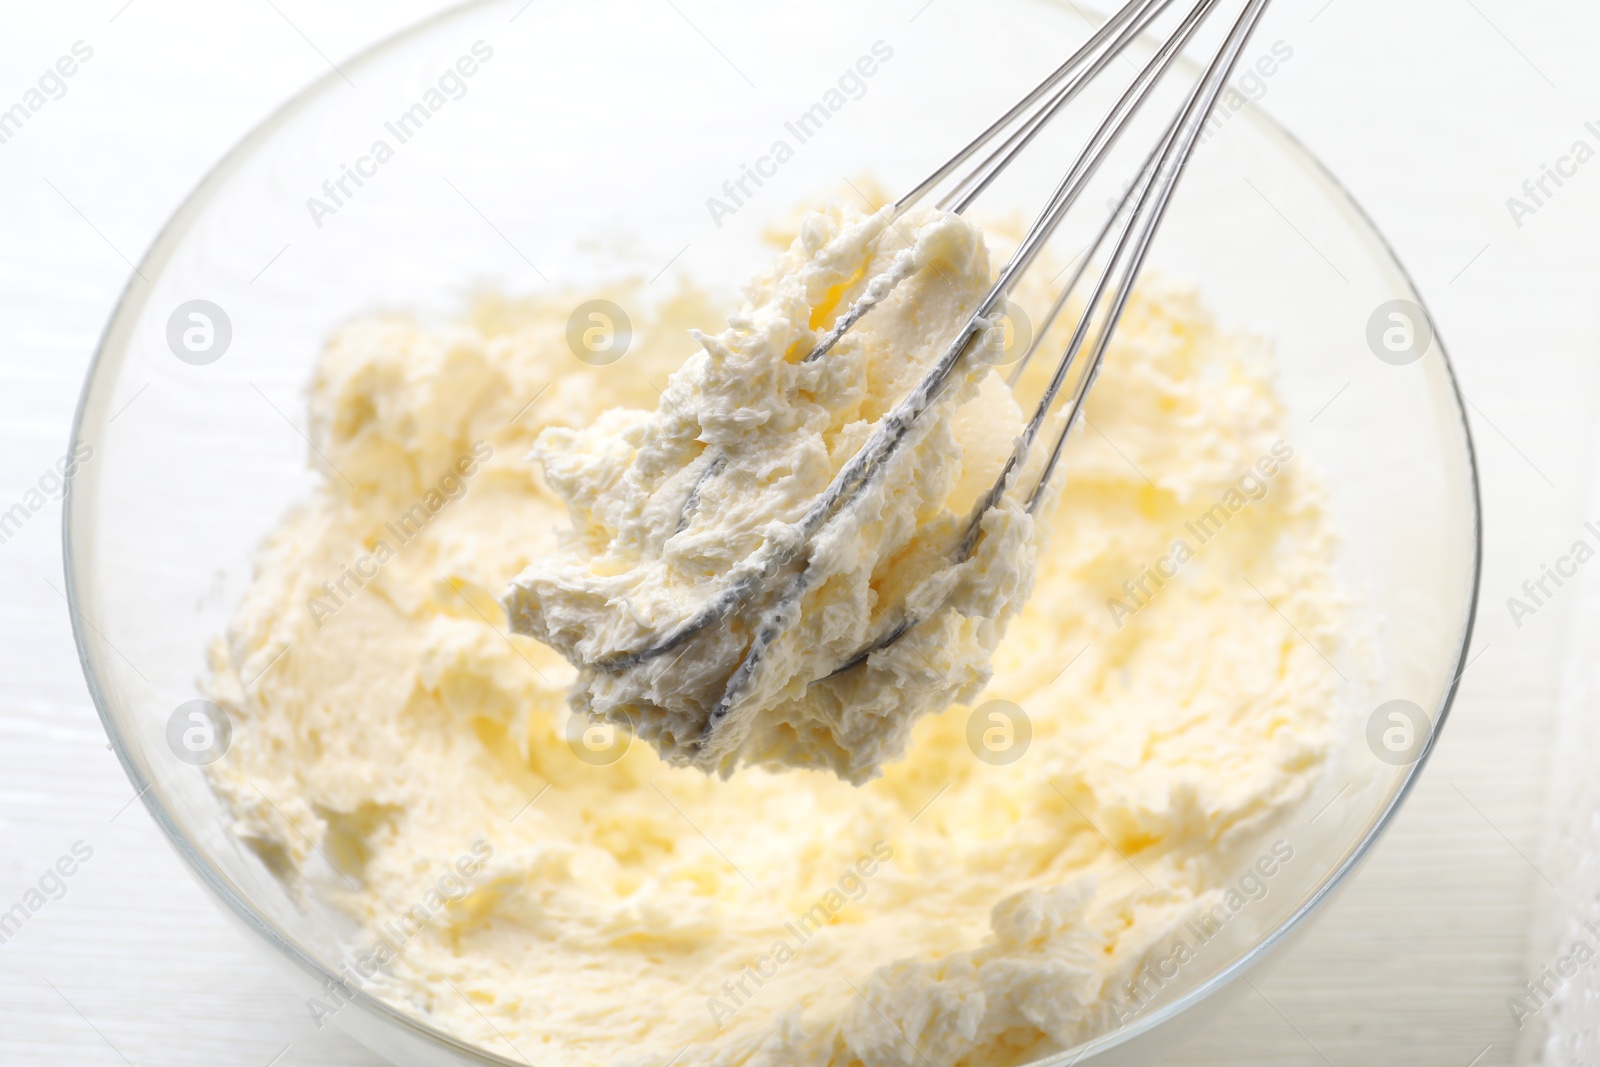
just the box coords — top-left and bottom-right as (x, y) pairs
(2, 0), (1598, 1064)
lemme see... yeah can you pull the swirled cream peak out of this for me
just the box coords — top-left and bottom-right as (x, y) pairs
(504, 204), (1041, 784)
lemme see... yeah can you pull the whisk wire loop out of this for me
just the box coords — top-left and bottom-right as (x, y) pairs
(585, 0), (1279, 741)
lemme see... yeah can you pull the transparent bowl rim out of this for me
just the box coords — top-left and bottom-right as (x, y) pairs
(61, 2), (1485, 1063)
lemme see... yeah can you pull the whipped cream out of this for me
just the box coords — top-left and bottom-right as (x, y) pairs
(204, 198), (1345, 1067)
(505, 205), (1042, 784)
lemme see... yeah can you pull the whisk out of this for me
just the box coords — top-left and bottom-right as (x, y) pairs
(542, 0), (1273, 748)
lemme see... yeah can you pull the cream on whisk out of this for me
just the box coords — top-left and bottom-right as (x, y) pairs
(504, 203), (1044, 784)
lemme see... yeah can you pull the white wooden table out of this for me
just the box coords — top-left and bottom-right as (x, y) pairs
(2, 1), (1597, 1064)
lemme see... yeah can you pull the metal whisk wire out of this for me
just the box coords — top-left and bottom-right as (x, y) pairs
(593, 0), (1276, 740)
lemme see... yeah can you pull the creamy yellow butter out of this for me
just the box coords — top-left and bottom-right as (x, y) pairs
(506, 205), (1043, 785)
(204, 199), (1343, 1067)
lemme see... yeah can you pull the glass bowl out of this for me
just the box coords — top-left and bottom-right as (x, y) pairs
(64, 0), (1481, 1064)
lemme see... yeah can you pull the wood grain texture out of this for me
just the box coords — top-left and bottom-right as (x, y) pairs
(1, 1), (1596, 1065)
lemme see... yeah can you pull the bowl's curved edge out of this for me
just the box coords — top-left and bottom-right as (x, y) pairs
(60, 2), (528, 1064)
